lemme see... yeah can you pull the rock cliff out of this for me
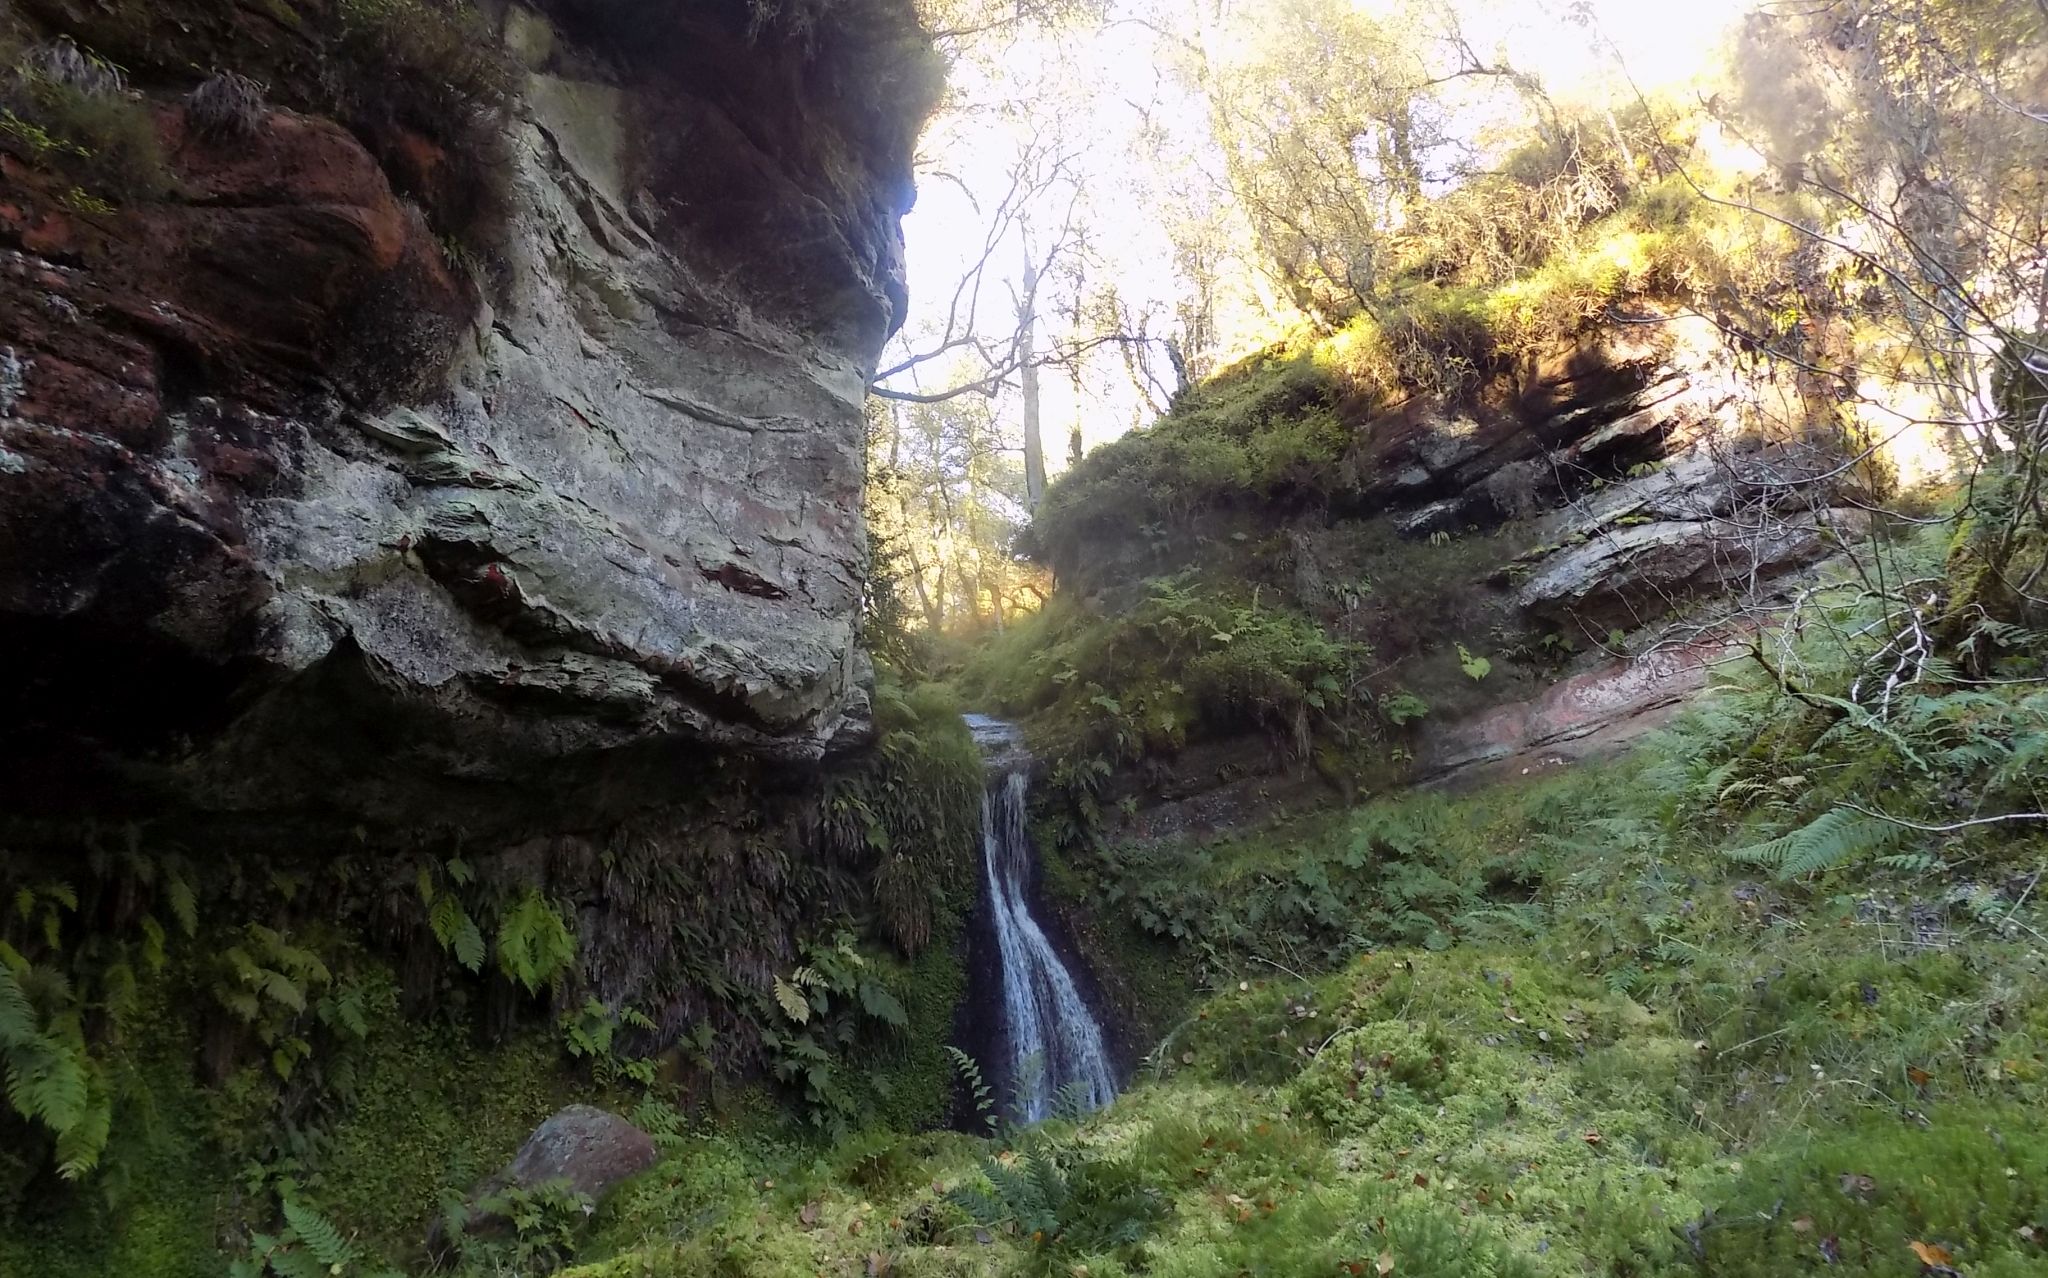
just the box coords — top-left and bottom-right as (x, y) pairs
(0, 0), (936, 831)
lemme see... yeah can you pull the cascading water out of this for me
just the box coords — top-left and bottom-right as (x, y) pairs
(964, 715), (1118, 1123)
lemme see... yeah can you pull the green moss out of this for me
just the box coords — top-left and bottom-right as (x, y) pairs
(0, 1008), (224, 1278)
(955, 577), (1364, 792)
(856, 942), (968, 1133)
(316, 981), (571, 1267)
(1028, 349), (1346, 577)
(1705, 1104), (2048, 1277)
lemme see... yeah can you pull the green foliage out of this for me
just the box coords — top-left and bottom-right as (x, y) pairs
(817, 673), (983, 955)
(0, 957), (108, 1180)
(233, 1196), (399, 1278)
(946, 1134), (1167, 1275)
(958, 575), (1366, 844)
(0, 37), (172, 204)
(212, 923), (337, 1081)
(1455, 642), (1492, 681)
(1724, 808), (1909, 879)
(759, 934), (922, 1138)
(560, 1000), (658, 1088)
(1029, 350), (1347, 575)
(1081, 788), (1550, 981)
(495, 890), (577, 996)
(439, 1177), (595, 1277)
(948, 1045), (997, 1135)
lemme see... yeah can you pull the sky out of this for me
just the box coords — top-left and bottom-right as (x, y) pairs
(880, 0), (1762, 476)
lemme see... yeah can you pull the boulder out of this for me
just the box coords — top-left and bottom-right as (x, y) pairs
(433, 1105), (659, 1255)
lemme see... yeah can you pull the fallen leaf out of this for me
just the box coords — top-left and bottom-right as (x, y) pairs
(1839, 1173), (1878, 1200)
(1907, 1066), (1932, 1087)
(865, 1253), (892, 1277)
(798, 1201), (820, 1228)
(849, 1220), (864, 1236)
(2018, 1224), (2041, 1244)
(1377, 1249), (1395, 1276)
(1908, 1240), (1953, 1266)
(1412, 1173), (1429, 1188)
(1792, 1216), (1814, 1234)
(1503, 1004), (1527, 1025)
(1583, 1131), (1603, 1146)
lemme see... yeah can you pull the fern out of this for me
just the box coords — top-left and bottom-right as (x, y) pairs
(0, 962), (109, 1177)
(773, 976), (811, 1024)
(282, 1197), (357, 1269)
(948, 1046), (998, 1134)
(1725, 808), (1909, 879)
(51, 1063), (110, 1179)
(165, 873), (198, 937)
(495, 890), (576, 995)
(946, 1138), (1165, 1271)
(428, 895), (486, 972)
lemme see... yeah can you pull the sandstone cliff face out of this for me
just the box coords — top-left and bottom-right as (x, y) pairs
(0, 0), (933, 828)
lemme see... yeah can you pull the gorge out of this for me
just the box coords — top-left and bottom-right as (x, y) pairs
(3, 2), (2047, 1277)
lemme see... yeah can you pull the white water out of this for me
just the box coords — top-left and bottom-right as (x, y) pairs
(968, 716), (1118, 1123)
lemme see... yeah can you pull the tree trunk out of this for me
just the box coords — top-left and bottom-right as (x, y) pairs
(1019, 245), (1047, 512)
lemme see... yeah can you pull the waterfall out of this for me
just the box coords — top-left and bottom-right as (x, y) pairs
(965, 715), (1118, 1124)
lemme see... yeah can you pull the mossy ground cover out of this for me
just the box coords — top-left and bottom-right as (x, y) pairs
(564, 569), (2048, 1276)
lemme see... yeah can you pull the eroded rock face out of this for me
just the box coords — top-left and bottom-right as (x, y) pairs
(1512, 507), (1869, 630)
(0, 2), (930, 829)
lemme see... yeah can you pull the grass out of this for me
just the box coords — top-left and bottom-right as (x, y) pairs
(0, 38), (173, 204)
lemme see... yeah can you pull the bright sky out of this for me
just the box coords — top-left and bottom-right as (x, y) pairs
(884, 0), (1761, 477)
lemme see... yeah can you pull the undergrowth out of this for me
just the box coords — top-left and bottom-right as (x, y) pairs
(0, 673), (983, 1275)
(553, 528), (2048, 1278)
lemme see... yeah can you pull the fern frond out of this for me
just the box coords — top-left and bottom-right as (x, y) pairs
(51, 1067), (110, 1180)
(266, 1248), (327, 1278)
(772, 977), (811, 1024)
(1725, 809), (1909, 879)
(282, 1197), (357, 1268)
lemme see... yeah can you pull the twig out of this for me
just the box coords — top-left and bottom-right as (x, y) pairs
(1840, 805), (2048, 832)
